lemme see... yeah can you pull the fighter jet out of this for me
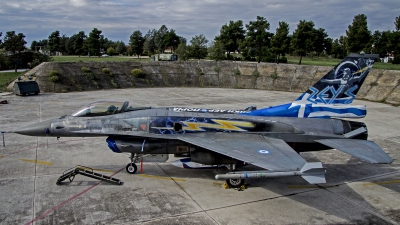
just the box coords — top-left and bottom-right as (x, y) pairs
(12, 53), (393, 188)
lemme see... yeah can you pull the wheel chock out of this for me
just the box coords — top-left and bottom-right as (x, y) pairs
(223, 182), (230, 189)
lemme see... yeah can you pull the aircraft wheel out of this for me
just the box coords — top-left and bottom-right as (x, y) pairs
(126, 163), (137, 174)
(226, 178), (244, 188)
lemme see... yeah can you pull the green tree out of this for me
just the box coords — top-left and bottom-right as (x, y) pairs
(107, 47), (116, 56)
(324, 38), (333, 56)
(2, 31), (27, 72)
(114, 41), (127, 55)
(84, 28), (102, 56)
(48, 30), (60, 55)
(188, 34), (208, 59)
(271, 21), (290, 63)
(215, 20), (245, 58)
(208, 40), (226, 60)
(290, 20), (315, 64)
(30, 40), (37, 51)
(59, 34), (69, 54)
(129, 30), (145, 58)
(73, 31), (86, 56)
(143, 29), (156, 54)
(331, 39), (341, 58)
(339, 36), (348, 58)
(163, 29), (180, 53)
(30, 39), (48, 53)
(395, 16), (400, 31)
(368, 30), (391, 57)
(100, 36), (114, 52)
(241, 16), (273, 63)
(313, 28), (329, 56)
(175, 41), (190, 61)
(65, 35), (76, 55)
(388, 31), (400, 64)
(154, 25), (168, 53)
(346, 14), (371, 54)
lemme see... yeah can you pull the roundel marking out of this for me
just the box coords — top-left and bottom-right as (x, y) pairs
(258, 150), (270, 154)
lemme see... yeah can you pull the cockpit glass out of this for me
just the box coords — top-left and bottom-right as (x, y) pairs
(71, 101), (129, 117)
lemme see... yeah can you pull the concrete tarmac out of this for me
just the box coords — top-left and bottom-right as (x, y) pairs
(0, 88), (399, 224)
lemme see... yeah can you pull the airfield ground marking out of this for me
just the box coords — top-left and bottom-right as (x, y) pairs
(18, 158), (53, 165)
(362, 179), (400, 186)
(317, 184), (397, 224)
(139, 174), (186, 182)
(154, 163), (222, 225)
(288, 185), (338, 189)
(0, 137), (104, 158)
(24, 166), (125, 225)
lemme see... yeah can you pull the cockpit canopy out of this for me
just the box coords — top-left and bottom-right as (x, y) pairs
(71, 101), (150, 117)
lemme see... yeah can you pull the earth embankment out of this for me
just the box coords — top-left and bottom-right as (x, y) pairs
(9, 61), (400, 105)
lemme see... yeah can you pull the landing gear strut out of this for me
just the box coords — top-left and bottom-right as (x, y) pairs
(126, 153), (140, 174)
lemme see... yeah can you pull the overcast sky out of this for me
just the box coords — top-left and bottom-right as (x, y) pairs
(1, 0), (399, 47)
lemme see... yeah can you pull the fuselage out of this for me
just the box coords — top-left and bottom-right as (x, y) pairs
(16, 107), (368, 154)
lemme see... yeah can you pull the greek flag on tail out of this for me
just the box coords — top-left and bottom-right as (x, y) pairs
(243, 53), (379, 118)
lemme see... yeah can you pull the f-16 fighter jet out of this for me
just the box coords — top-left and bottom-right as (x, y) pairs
(13, 53), (393, 188)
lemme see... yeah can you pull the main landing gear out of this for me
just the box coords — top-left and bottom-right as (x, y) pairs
(224, 164), (246, 189)
(126, 153), (141, 174)
(225, 178), (245, 189)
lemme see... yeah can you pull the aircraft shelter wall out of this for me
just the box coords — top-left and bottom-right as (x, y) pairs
(9, 61), (400, 105)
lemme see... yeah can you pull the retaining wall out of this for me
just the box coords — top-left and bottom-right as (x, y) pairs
(10, 61), (400, 105)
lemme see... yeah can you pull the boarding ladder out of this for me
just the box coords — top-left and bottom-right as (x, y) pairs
(56, 166), (122, 186)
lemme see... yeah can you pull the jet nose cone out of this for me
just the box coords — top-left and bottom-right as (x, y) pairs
(15, 119), (52, 136)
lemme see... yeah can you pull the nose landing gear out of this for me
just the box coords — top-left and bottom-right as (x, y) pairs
(126, 153), (141, 174)
(126, 163), (137, 174)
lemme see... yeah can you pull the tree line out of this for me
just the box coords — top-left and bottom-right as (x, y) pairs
(1, 14), (400, 67)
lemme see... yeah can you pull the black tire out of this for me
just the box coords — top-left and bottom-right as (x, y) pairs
(35, 92), (38, 95)
(226, 178), (245, 188)
(126, 163), (137, 174)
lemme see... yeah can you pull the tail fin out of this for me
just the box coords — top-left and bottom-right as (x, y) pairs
(295, 53), (379, 105)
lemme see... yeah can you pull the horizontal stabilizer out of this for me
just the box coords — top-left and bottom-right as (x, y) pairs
(315, 139), (393, 164)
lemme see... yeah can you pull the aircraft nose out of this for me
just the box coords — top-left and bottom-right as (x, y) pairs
(14, 119), (53, 136)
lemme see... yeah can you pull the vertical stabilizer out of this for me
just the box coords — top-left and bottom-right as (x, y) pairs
(295, 53), (379, 105)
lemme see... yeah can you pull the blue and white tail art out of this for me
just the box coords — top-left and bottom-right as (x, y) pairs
(245, 53), (378, 118)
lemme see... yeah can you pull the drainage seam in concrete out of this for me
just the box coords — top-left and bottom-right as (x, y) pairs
(31, 98), (42, 224)
(136, 170), (400, 224)
(318, 182), (397, 224)
(135, 186), (318, 224)
(155, 163), (221, 225)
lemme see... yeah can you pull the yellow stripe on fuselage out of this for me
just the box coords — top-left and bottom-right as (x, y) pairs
(183, 119), (254, 131)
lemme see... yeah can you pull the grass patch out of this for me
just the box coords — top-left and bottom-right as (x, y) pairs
(52, 56), (151, 62)
(287, 56), (400, 70)
(286, 56), (341, 67)
(372, 62), (400, 70)
(0, 72), (24, 92)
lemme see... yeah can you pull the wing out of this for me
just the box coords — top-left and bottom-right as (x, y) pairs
(315, 139), (393, 164)
(178, 132), (307, 171)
